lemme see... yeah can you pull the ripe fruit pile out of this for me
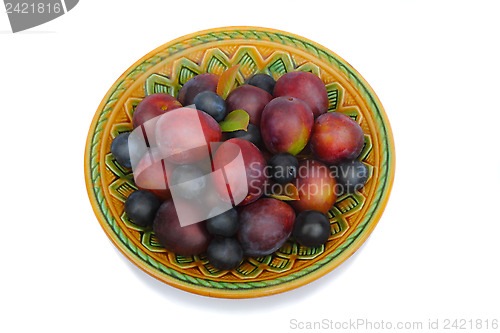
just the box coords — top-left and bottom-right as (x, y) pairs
(111, 67), (369, 271)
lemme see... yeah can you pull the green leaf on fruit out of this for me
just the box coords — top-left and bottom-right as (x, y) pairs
(217, 65), (240, 99)
(219, 109), (250, 132)
(268, 183), (300, 201)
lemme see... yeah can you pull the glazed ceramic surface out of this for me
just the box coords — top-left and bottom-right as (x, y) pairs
(84, 27), (395, 298)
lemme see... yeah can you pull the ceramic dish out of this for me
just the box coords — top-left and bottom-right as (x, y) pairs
(84, 26), (395, 298)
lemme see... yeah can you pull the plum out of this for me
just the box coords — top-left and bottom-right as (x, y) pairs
(293, 210), (331, 248)
(124, 190), (161, 227)
(206, 208), (239, 237)
(260, 96), (314, 155)
(132, 93), (182, 128)
(247, 73), (276, 95)
(194, 91), (227, 122)
(207, 238), (243, 271)
(153, 199), (212, 255)
(268, 152), (299, 184)
(212, 138), (267, 206)
(177, 73), (219, 106)
(169, 164), (207, 200)
(110, 133), (132, 169)
(273, 71), (329, 118)
(330, 160), (369, 195)
(225, 85), (273, 126)
(238, 198), (296, 257)
(291, 160), (337, 214)
(225, 123), (262, 148)
(133, 149), (175, 201)
(310, 112), (364, 164)
(155, 108), (222, 164)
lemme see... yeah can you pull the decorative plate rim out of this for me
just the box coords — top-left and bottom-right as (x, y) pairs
(84, 26), (396, 298)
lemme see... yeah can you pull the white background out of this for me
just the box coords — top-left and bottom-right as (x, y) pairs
(1, 1), (499, 332)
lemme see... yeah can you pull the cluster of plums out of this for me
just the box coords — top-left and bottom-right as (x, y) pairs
(111, 69), (369, 271)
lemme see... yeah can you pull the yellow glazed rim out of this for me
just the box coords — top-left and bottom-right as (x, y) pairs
(84, 26), (395, 298)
